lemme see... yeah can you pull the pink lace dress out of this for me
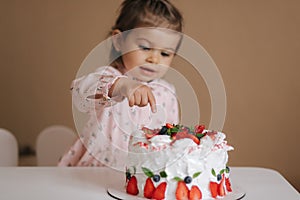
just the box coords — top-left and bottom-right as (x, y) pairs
(58, 66), (179, 170)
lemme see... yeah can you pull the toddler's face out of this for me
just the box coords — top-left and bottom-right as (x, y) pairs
(119, 28), (181, 82)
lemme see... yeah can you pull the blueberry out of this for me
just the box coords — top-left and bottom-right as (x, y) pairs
(217, 174), (222, 181)
(152, 174), (160, 182)
(226, 166), (230, 173)
(159, 126), (168, 135)
(126, 172), (131, 180)
(184, 176), (192, 184)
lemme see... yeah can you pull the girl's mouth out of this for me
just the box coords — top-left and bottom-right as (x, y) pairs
(140, 66), (156, 73)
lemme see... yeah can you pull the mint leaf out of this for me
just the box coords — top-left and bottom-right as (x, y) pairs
(170, 127), (179, 133)
(167, 128), (171, 135)
(226, 166), (230, 173)
(173, 177), (183, 182)
(196, 133), (205, 138)
(193, 171), (201, 179)
(142, 167), (154, 178)
(219, 169), (225, 175)
(160, 171), (167, 178)
(211, 168), (216, 177)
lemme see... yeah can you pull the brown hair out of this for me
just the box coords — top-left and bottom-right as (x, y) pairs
(110, 0), (184, 70)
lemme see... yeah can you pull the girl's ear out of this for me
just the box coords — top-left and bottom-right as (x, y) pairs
(111, 29), (123, 52)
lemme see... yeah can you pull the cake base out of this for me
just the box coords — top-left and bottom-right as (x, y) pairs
(107, 185), (246, 200)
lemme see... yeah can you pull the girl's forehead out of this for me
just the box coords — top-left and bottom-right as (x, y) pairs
(126, 28), (181, 50)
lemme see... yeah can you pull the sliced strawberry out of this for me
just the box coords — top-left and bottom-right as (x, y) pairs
(189, 185), (202, 200)
(142, 127), (160, 134)
(152, 182), (167, 200)
(144, 178), (155, 199)
(126, 176), (139, 195)
(166, 123), (174, 129)
(145, 133), (157, 139)
(175, 181), (189, 200)
(218, 175), (225, 197)
(175, 131), (200, 145)
(175, 131), (189, 140)
(225, 177), (232, 192)
(188, 134), (200, 145)
(209, 181), (218, 198)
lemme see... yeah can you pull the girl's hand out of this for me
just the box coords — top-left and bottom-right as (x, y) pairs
(109, 77), (157, 113)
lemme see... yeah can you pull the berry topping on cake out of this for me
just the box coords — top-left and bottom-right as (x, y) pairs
(152, 182), (167, 200)
(209, 181), (218, 198)
(126, 176), (139, 195)
(142, 127), (159, 139)
(218, 175), (225, 197)
(217, 174), (222, 181)
(184, 176), (192, 184)
(142, 123), (208, 145)
(189, 134), (200, 145)
(153, 174), (161, 182)
(159, 126), (168, 135)
(125, 166), (136, 182)
(166, 123), (174, 129)
(225, 178), (232, 192)
(194, 124), (205, 134)
(189, 185), (202, 200)
(126, 171), (131, 181)
(175, 181), (189, 200)
(144, 178), (155, 198)
(142, 167), (167, 184)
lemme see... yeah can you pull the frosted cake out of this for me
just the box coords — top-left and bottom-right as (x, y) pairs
(125, 123), (234, 199)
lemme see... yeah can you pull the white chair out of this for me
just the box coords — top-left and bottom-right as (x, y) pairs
(36, 125), (77, 166)
(0, 128), (18, 166)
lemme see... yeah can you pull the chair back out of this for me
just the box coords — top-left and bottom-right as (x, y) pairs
(0, 128), (18, 166)
(36, 125), (76, 166)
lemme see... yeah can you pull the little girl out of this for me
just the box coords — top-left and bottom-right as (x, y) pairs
(58, 0), (184, 170)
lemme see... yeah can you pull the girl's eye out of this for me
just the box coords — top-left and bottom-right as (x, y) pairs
(161, 51), (170, 57)
(139, 45), (151, 51)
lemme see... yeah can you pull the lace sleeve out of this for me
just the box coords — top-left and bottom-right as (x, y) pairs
(71, 66), (125, 113)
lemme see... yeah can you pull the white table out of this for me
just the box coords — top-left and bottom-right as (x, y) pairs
(0, 167), (298, 200)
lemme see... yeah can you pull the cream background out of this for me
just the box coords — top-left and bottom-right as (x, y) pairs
(0, 0), (299, 191)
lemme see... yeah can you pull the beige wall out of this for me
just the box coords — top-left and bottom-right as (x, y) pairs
(1, 0), (299, 191)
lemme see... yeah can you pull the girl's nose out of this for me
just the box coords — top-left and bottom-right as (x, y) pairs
(146, 50), (160, 64)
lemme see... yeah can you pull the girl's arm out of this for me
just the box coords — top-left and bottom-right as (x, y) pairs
(71, 66), (125, 113)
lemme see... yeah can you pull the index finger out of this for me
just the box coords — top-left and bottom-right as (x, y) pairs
(147, 90), (157, 113)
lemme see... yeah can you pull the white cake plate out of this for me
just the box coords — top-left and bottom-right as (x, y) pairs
(107, 184), (246, 200)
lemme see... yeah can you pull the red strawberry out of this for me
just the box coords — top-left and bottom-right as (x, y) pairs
(189, 134), (200, 145)
(175, 181), (189, 200)
(189, 185), (202, 200)
(174, 130), (200, 145)
(126, 176), (139, 195)
(209, 181), (218, 198)
(175, 131), (189, 140)
(144, 178), (155, 199)
(166, 123), (174, 129)
(218, 175), (225, 197)
(145, 133), (157, 139)
(225, 178), (232, 192)
(142, 127), (160, 134)
(152, 182), (167, 200)
(207, 131), (217, 141)
(194, 125), (205, 133)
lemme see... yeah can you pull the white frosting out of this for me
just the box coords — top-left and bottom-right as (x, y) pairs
(126, 129), (234, 199)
